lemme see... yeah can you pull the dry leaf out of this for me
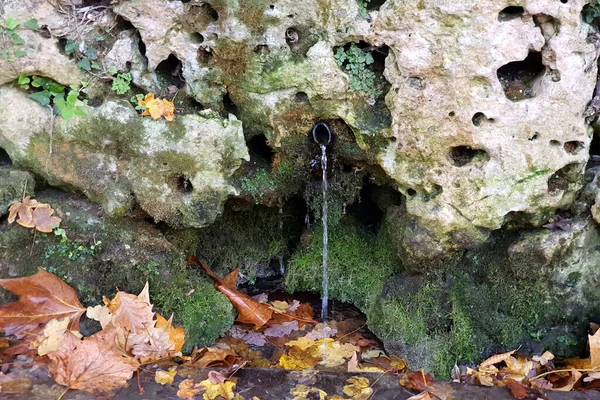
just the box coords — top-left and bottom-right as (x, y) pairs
(305, 323), (337, 340)
(343, 376), (372, 400)
(287, 300), (301, 312)
(37, 317), (81, 356)
(348, 351), (359, 372)
(104, 282), (155, 334)
(138, 93), (175, 121)
(532, 351), (554, 366)
(208, 371), (227, 384)
(264, 321), (299, 337)
(8, 196), (38, 225)
(188, 256), (273, 329)
(47, 331), (139, 393)
(289, 384), (327, 400)
(155, 367), (177, 385)
(178, 378), (205, 399)
(270, 300), (289, 313)
(0, 269), (85, 344)
(28, 203), (62, 233)
(504, 378), (528, 399)
(479, 349), (517, 368)
(156, 313), (186, 353)
(241, 331), (267, 346)
(553, 369), (582, 391)
(407, 393), (432, 400)
(186, 346), (236, 368)
(200, 378), (236, 400)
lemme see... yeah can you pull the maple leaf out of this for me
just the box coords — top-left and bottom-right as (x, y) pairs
(156, 313), (185, 353)
(305, 323), (337, 340)
(504, 378), (528, 399)
(264, 321), (299, 337)
(0, 269), (85, 344)
(155, 367), (178, 385)
(186, 346), (236, 368)
(36, 317), (82, 356)
(130, 322), (175, 363)
(240, 331), (267, 346)
(290, 384), (327, 400)
(270, 300), (289, 313)
(343, 376), (372, 400)
(8, 196), (38, 225)
(104, 282), (155, 333)
(28, 203), (62, 233)
(47, 331), (139, 393)
(178, 378), (206, 400)
(138, 93), (175, 121)
(188, 256), (273, 329)
(200, 378), (236, 400)
(479, 349), (517, 368)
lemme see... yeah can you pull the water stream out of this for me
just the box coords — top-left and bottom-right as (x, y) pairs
(320, 143), (329, 321)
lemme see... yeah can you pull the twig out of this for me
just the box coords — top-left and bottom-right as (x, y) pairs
(29, 230), (37, 258)
(530, 367), (600, 381)
(137, 368), (144, 393)
(56, 386), (69, 400)
(45, 104), (55, 176)
(336, 323), (368, 341)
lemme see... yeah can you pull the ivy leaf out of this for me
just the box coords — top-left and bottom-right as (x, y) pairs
(17, 74), (30, 87)
(14, 49), (27, 57)
(64, 40), (78, 55)
(24, 19), (39, 30)
(27, 90), (51, 106)
(77, 58), (91, 71)
(84, 47), (97, 60)
(11, 34), (25, 45)
(5, 18), (20, 30)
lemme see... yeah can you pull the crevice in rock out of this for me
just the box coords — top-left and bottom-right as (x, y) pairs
(564, 141), (585, 155)
(550, 140), (561, 147)
(548, 163), (585, 193)
(498, 6), (525, 21)
(0, 147), (12, 167)
(200, 3), (220, 22)
(295, 92), (309, 104)
(346, 179), (401, 232)
(247, 134), (275, 165)
(497, 51), (545, 101)
(471, 112), (494, 127)
(190, 32), (204, 44)
(365, 0), (387, 11)
(156, 54), (185, 89)
(254, 44), (270, 54)
(222, 91), (239, 117)
(197, 45), (213, 63)
(177, 175), (194, 194)
(533, 14), (561, 82)
(448, 146), (490, 167)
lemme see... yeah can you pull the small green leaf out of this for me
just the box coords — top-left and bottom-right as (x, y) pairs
(74, 106), (88, 118)
(60, 107), (75, 120)
(24, 19), (40, 30)
(108, 66), (118, 75)
(14, 49), (27, 58)
(77, 58), (91, 71)
(49, 81), (65, 94)
(94, 34), (106, 41)
(27, 90), (51, 106)
(11, 34), (25, 45)
(91, 61), (101, 70)
(17, 74), (30, 87)
(64, 40), (78, 55)
(84, 47), (97, 60)
(5, 18), (20, 30)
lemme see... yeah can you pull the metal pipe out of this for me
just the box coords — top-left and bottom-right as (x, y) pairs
(312, 121), (332, 146)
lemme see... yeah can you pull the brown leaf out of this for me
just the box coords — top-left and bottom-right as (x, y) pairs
(504, 378), (528, 399)
(0, 269), (85, 343)
(553, 369), (582, 391)
(28, 203), (61, 233)
(188, 256), (273, 329)
(47, 331), (139, 393)
(479, 349), (517, 368)
(177, 378), (205, 399)
(186, 346), (236, 368)
(590, 328), (600, 368)
(105, 282), (155, 334)
(139, 93), (175, 121)
(8, 196), (38, 225)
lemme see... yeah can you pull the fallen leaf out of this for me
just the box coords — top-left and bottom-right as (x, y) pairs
(208, 371), (227, 384)
(501, 356), (535, 381)
(104, 282), (155, 334)
(553, 369), (582, 391)
(130, 321), (175, 363)
(343, 376), (372, 400)
(348, 351), (359, 372)
(200, 378), (236, 400)
(264, 321), (299, 337)
(407, 393), (432, 400)
(8, 196), (38, 225)
(37, 317), (81, 356)
(590, 329), (600, 368)
(252, 293), (269, 303)
(290, 384), (327, 400)
(156, 313), (186, 353)
(241, 331), (267, 346)
(479, 349), (517, 368)
(188, 256), (273, 329)
(504, 378), (528, 399)
(178, 378), (205, 399)
(47, 331), (139, 393)
(186, 346), (236, 368)
(270, 300), (289, 313)
(0, 269), (85, 345)
(28, 203), (61, 233)
(288, 300), (301, 312)
(138, 93), (175, 121)
(155, 367), (177, 385)
(305, 323), (337, 340)
(532, 351), (554, 366)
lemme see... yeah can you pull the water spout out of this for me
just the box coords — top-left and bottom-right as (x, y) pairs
(312, 121), (332, 146)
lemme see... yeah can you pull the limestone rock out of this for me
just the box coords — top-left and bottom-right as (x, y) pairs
(0, 87), (249, 227)
(0, 168), (35, 217)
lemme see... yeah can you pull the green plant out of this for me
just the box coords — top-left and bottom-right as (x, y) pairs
(111, 72), (132, 95)
(130, 94), (148, 111)
(64, 39), (101, 72)
(0, 18), (39, 62)
(583, 0), (600, 24)
(17, 74), (88, 119)
(530, 328), (547, 342)
(356, 0), (370, 17)
(334, 43), (382, 99)
(558, 335), (578, 347)
(138, 261), (160, 277)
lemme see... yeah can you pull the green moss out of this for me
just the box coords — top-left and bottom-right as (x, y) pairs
(238, 0), (280, 35)
(286, 219), (401, 311)
(0, 168), (35, 215)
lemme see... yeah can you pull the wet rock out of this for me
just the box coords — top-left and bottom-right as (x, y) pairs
(0, 168), (35, 217)
(0, 87), (249, 227)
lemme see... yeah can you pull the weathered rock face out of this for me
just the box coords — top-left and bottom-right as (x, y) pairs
(375, 0), (597, 263)
(0, 168), (35, 217)
(0, 87), (249, 227)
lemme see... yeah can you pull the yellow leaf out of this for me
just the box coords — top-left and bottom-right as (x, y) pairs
(156, 313), (186, 353)
(139, 93), (175, 121)
(343, 376), (372, 400)
(155, 367), (177, 385)
(200, 378), (236, 400)
(286, 336), (317, 351)
(177, 378), (205, 399)
(270, 300), (289, 313)
(289, 384), (327, 400)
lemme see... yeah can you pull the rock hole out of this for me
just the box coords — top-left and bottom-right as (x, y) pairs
(448, 146), (490, 167)
(222, 92), (239, 117)
(285, 27), (299, 47)
(247, 134), (275, 164)
(366, 0), (387, 11)
(254, 44), (270, 54)
(564, 141), (585, 155)
(498, 6), (525, 21)
(295, 92), (309, 103)
(197, 46), (213, 63)
(346, 179), (400, 231)
(448, 111), (456, 117)
(550, 140), (561, 147)
(342, 164), (353, 173)
(529, 132), (540, 141)
(269, 4), (275, 9)
(190, 32), (204, 44)
(156, 54), (185, 88)
(548, 163), (584, 193)
(471, 112), (494, 127)
(0, 147), (12, 167)
(590, 132), (600, 156)
(497, 51), (545, 101)
(200, 3), (219, 21)
(560, 0), (567, 3)
(407, 188), (417, 197)
(177, 176), (194, 194)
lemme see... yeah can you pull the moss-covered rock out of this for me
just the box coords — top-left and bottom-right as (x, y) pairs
(0, 190), (234, 348)
(0, 168), (35, 217)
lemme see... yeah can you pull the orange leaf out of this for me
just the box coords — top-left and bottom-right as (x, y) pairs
(479, 349), (517, 368)
(186, 346), (236, 368)
(156, 313), (185, 353)
(138, 93), (175, 121)
(188, 256), (273, 329)
(0, 269), (85, 345)
(47, 331), (139, 393)
(7, 196), (38, 225)
(29, 203), (61, 233)
(104, 282), (155, 334)
(504, 378), (528, 399)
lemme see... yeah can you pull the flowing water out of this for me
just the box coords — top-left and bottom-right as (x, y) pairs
(320, 144), (329, 321)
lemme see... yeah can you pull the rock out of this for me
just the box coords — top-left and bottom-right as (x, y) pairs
(0, 87), (249, 227)
(0, 189), (234, 346)
(374, 0), (597, 261)
(0, 168), (35, 217)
